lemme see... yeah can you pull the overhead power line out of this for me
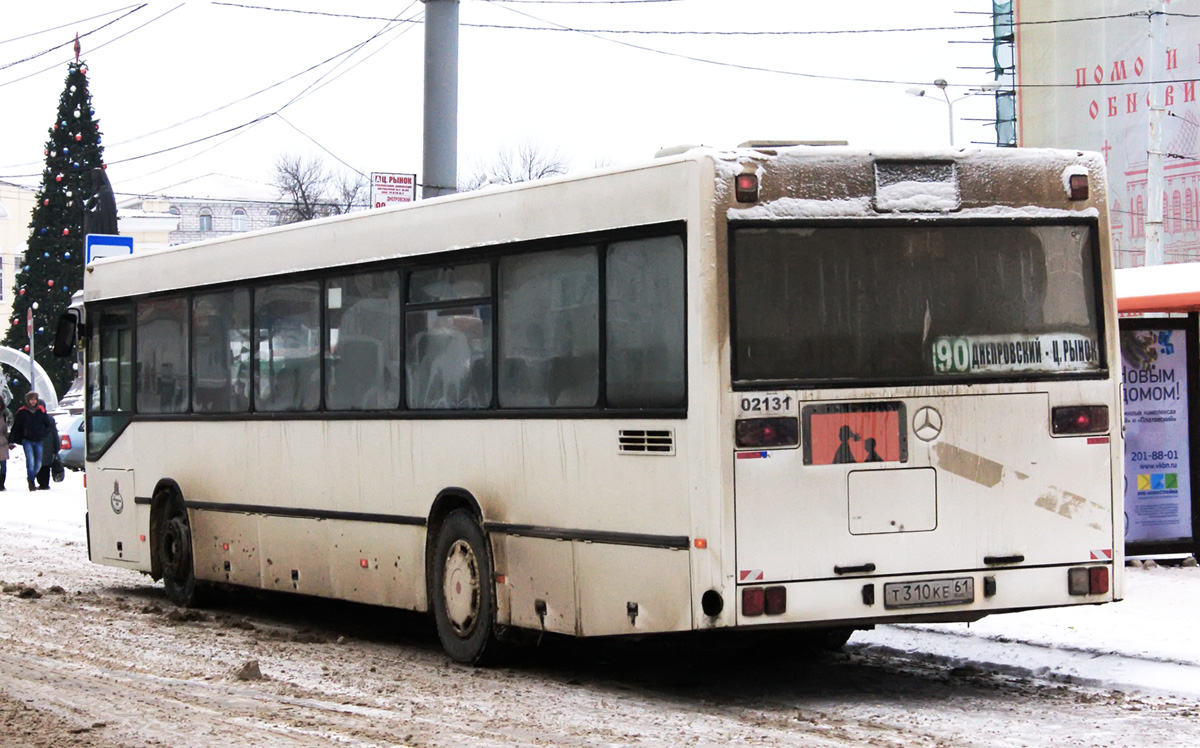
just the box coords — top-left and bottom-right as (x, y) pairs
(0, 4), (146, 47)
(0, 5), (147, 73)
(0, 3), (183, 90)
(216, 2), (1150, 36)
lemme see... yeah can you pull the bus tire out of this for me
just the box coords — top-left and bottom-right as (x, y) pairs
(158, 497), (198, 607)
(431, 510), (496, 665)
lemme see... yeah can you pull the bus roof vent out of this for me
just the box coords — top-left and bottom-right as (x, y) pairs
(874, 160), (961, 213)
(618, 428), (676, 456)
(738, 140), (848, 149)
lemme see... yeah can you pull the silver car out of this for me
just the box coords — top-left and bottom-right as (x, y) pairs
(55, 413), (84, 471)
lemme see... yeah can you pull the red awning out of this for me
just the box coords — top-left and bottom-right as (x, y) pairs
(1115, 263), (1200, 314)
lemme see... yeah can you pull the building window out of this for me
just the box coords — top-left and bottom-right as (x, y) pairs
(268, 209), (280, 227)
(168, 206), (180, 216)
(198, 208), (213, 232)
(232, 208), (247, 232)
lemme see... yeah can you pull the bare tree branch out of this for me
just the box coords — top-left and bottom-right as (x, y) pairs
(461, 142), (571, 191)
(272, 153), (367, 223)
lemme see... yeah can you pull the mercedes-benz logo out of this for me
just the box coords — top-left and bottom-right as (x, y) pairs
(913, 406), (944, 442)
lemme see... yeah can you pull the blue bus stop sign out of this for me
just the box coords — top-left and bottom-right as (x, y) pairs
(85, 234), (133, 264)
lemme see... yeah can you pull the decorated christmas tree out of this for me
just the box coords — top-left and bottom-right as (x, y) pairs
(4, 51), (105, 401)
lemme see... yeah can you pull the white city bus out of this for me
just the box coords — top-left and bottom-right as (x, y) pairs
(66, 145), (1122, 663)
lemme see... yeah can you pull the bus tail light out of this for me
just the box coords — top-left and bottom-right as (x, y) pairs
(735, 173), (759, 203)
(61, 434), (72, 451)
(1068, 173), (1089, 201)
(742, 586), (787, 616)
(1051, 405), (1108, 435)
(735, 417), (799, 449)
(764, 586), (787, 615)
(742, 587), (765, 616)
(1068, 566), (1109, 595)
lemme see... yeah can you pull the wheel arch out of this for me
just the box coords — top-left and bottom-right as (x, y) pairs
(148, 478), (184, 581)
(425, 488), (487, 591)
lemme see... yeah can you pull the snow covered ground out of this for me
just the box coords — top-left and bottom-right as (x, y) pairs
(858, 562), (1200, 699)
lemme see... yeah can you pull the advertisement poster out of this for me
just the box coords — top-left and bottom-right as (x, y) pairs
(1122, 326), (1194, 543)
(1015, 0), (1200, 268)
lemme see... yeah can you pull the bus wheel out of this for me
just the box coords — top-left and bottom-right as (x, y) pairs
(431, 510), (496, 664)
(158, 499), (198, 607)
(812, 626), (854, 651)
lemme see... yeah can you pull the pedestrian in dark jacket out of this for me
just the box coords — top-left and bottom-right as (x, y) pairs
(36, 408), (60, 490)
(8, 391), (55, 492)
(0, 397), (11, 491)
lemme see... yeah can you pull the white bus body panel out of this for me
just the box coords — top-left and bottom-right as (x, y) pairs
(735, 388), (1117, 582)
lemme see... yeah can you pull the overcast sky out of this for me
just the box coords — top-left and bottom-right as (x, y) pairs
(0, 1), (999, 199)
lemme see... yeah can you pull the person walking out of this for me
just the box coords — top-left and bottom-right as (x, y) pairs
(0, 397), (11, 491)
(35, 407), (60, 490)
(8, 392), (55, 492)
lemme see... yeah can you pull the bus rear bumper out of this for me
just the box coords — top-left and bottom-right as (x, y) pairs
(732, 563), (1118, 629)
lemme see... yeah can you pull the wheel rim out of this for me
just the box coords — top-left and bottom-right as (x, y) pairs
(161, 515), (190, 582)
(442, 539), (480, 639)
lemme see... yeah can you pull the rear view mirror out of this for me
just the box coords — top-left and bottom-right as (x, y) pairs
(53, 311), (79, 357)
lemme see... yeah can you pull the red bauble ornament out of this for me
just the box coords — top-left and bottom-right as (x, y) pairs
(18, 289), (25, 295)
(62, 228), (70, 236)
(47, 280), (54, 287)
(55, 174), (62, 182)
(43, 199), (48, 206)
(22, 346), (29, 353)
(75, 134), (82, 142)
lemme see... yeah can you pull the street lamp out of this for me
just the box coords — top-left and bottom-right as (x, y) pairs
(907, 79), (956, 146)
(906, 80), (1001, 147)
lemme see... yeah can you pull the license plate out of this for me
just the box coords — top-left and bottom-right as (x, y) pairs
(883, 577), (975, 609)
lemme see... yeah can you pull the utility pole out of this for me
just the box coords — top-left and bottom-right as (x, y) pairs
(422, 0), (459, 199)
(1145, 0), (1166, 266)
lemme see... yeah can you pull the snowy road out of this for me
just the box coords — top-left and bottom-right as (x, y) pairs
(2, 474), (1199, 747)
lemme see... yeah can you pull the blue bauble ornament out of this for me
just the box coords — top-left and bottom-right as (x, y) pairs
(63, 147), (68, 155)
(44, 252), (49, 258)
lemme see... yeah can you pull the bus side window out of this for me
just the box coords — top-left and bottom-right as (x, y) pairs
(606, 235), (686, 408)
(326, 271), (401, 411)
(405, 263), (493, 410)
(498, 246), (599, 409)
(254, 282), (321, 412)
(88, 306), (134, 456)
(136, 296), (189, 414)
(192, 290), (250, 413)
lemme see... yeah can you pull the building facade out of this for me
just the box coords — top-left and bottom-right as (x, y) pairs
(0, 181), (36, 334)
(117, 174), (289, 247)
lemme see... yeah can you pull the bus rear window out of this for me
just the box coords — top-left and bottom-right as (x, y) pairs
(731, 223), (1102, 385)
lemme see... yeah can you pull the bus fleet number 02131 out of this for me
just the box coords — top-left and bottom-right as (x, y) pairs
(739, 394), (793, 414)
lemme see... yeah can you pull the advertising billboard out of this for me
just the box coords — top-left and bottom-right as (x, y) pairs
(1015, 0), (1200, 268)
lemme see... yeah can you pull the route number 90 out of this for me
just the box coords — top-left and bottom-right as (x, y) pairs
(933, 338), (971, 374)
